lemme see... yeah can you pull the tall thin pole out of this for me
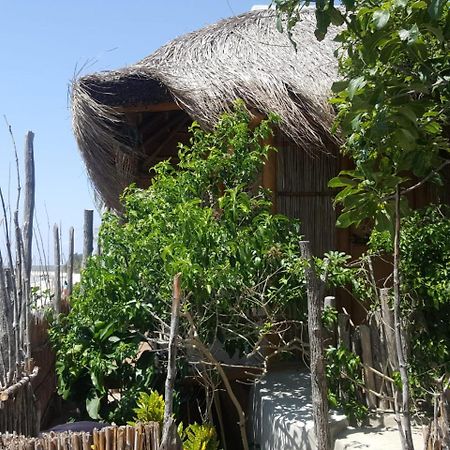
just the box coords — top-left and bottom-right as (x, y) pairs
(22, 131), (35, 282)
(300, 240), (330, 450)
(53, 224), (61, 315)
(22, 131), (35, 363)
(160, 274), (182, 450)
(82, 210), (94, 268)
(67, 227), (74, 296)
(393, 186), (414, 450)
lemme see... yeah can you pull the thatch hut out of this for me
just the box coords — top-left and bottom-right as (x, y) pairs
(72, 8), (341, 256)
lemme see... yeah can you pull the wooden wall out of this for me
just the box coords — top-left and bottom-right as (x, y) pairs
(274, 134), (339, 256)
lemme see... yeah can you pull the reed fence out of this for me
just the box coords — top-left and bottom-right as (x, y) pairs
(0, 423), (160, 450)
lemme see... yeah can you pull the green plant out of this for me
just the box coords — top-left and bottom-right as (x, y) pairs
(50, 102), (306, 423)
(129, 391), (165, 426)
(273, 2), (449, 445)
(400, 205), (450, 401)
(181, 423), (220, 450)
(326, 345), (368, 423)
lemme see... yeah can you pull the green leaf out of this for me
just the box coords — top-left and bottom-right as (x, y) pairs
(315, 9), (331, 41)
(276, 16), (283, 33)
(428, 0), (445, 20)
(348, 76), (366, 100)
(331, 80), (349, 93)
(397, 106), (417, 124)
(86, 394), (101, 420)
(329, 7), (345, 26)
(372, 10), (390, 29)
(328, 176), (357, 188)
(336, 211), (357, 228)
(395, 128), (417, 150)
(398, 24), (420, 44)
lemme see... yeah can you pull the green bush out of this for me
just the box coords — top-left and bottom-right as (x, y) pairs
(130, 391), (165, 426)
(50, 103), (305, 422)
(400, 205), (450, 397)
(181, 423), (219, 450)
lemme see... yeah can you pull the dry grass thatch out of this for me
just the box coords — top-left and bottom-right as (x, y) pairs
(72, 8), (341, 209)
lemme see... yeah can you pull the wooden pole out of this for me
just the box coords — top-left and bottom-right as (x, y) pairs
(14, 211), (23, 377)
(262, 147), (278, 213)
(22, 131), (35, 282)
(22, 132), (35, 363)
(0, 252), (14, 382)
(160, 274), (182, 450)
(359, 324), (377, 409)
(53, 225), (61, 315)
(82, 210), (94, 268)
(67, 227), (74, 296)
(393, 187), (414, 450)
(300, 240), (330, 450)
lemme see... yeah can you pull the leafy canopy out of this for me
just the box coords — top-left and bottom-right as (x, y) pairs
(274, 0), (450, 230)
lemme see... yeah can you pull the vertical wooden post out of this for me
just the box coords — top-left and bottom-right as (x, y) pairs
(22, 131), (35, 363)
(337, 311), (351, 350)
(53, 225), (61, 315)
(22, 131), (35, 282)
(360, 324), (377, 409)
(323, 296), (336, 347)
(0, 252), (14, 382)
(393, 187), (414, 450)
(14, 211), (23, 376)
(160, 274), (182, 450)
(380, 288), (398, 373)
(262, 148), (277, 213)
(67, 227), (74, 296)
(82, 210), (94, 268)
(300, 240), (330, 450)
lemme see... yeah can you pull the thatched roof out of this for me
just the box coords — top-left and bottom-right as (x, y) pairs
(72, 8), (340, 209)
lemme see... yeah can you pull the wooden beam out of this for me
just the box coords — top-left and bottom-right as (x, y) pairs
(115, 102), (181, 114)
(262, 147), (277, 213)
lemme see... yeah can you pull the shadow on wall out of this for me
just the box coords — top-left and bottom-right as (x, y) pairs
(248, 370), (347, 450)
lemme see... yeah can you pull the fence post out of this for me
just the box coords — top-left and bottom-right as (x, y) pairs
(323, 296), (336, 347)
(360, 324), (377, 409)
(300, 240), (330, 450)
(160, 274), (183, 450)
(22, 132), (35, 364)
(82, 210), (94, 268)
(53, 225), (61, 315)
(22, 132), (35, 283)
(67, 227), (74, 296)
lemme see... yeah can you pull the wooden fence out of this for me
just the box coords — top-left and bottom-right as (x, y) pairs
(0, 423), (160, 450)
(0, 368), (39, 437)
(328, 290), (400, 411)
(0, 129), (96, 436)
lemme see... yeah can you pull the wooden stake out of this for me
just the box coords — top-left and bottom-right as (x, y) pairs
(53, 225), (61, 315)
(393, 186), (414, 450)
(22, 132), (35, 283)
(67, 227), (74, 296)
(360, 324), (377, 409)
(160, 274), (182, 450)
(300, 240), (330, 450)
(82, 210), (94, 268)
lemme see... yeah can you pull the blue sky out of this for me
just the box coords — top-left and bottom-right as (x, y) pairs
(0, 0), (260, 260)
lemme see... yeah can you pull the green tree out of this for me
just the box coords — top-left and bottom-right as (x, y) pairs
(50, 104), (305, 442)
(273, 1), (449, 448)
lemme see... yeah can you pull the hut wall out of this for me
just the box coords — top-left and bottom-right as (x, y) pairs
(275, 134), (338, 256)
